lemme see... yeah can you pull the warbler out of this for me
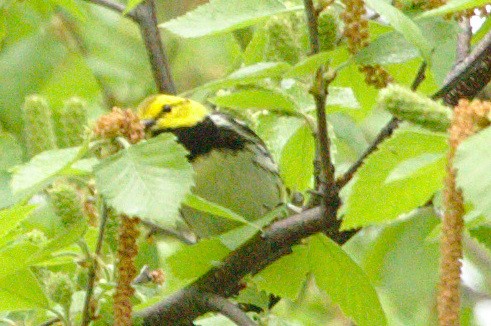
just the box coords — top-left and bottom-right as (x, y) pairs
(138, 94), (284, 238)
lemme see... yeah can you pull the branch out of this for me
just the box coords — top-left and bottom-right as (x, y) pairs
(141, 219), (197, 244)
(84, 0), (176, 94)
(138, 206), (355, 325)
(433, 30), (491, 105)
(201, 292), (258, 326)
(338, 30), (491, 187)
(81, 203), (109, 326)
(303, 0), (338, 218)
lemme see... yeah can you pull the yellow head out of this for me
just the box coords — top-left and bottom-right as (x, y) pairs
(137, 94), (209, 131)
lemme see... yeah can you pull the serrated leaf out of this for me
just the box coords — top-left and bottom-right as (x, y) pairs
(254, 244), (309, 300)
(355, 32), (419, 65)
(341, 128), (447, 229)
(11, 146), (86, 198)
(209, 89), (297, 113)
(0, 132), (22, 171)
(159, 0), (299, 38)
(184, 194), (260, 230)
(310, 235), (386, 326)
(94, 134), (194, 226)
(167, 238), (230, 282)
(255, 235), (386, 325)
(0, 269), (48, 311)
(285, 51), (332, 78)
(191, 62), (291, 93)
(418, 0), (490, 18)
(279, 124), (315, 192)
(385, 153), (444, 183)
(455, 127), (491, 221)
(358, 208), (440, 325)
(0, 205), (35, 239)
(365, 0), (432, 62)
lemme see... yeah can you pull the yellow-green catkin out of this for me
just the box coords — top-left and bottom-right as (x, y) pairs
(264, 12), (307, 64)
(56, 97), (88, 148)
(22, 95), (58, 157)
(378, 84), (452, 131)
(318, 7), (342, 52)
(49, 183), (85, 228)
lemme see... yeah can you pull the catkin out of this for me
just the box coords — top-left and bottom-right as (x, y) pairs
(438, 99), (491, 326)
(114, 215), (140, 326)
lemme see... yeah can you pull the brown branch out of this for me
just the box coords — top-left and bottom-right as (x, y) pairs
(137, 207), (355, 325)
(84, 0), (176, 94)
(455, 17), (472, 66)
(338, 31), (491, 188)
(201, 292), (258, 326)
(303, 0), (338, 219)
(141, 219), (197, 244)
(81, 203), (109, 326)
(433, 31), (491, 105)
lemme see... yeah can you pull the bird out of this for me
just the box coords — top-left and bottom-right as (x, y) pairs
(137, 94), (284, 239)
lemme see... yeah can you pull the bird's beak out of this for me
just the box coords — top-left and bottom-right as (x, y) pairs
(141, 119), (156, 130)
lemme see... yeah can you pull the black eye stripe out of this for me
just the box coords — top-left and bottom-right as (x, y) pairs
(162, 104), (172, 113)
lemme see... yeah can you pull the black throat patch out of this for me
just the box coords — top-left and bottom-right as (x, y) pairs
(152, 115), (248, 160)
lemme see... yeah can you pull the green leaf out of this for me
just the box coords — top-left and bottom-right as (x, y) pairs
(455, 127), (491, 221)
(256, 235), (386, 326)
(124, 0), (144, 14)
(0, 241), (40, 280)
(310, 235), (386, 326)
(0, 171), (16, 209)
(191, 62), (291, 93)
(0, 132), (22, 171)
(385, 153), (444, 183)
(243, 28), (268, 65)
(356, 208), (440, 325)
(355, 32), (419, 65)
(95, 134), (194, 226)
(11, 146), (86, 198)
(167, 238), (230, 282)
(184, 194), (261, 230)
(254, 244), (308, 300)
(285, 51), (332, 78)
(208, 89), (297, 113)
(279, 124), (315, 192)
(341, 128), (447, 229)
(469, 225), (491, 252)
(0, 269), (48, 311)
(326, 87), (360, 109)
(365, 0), (432, 62)
(159, 0), (299, 38)
(0, 205), (35, 239)
(418, 0), (490, 18)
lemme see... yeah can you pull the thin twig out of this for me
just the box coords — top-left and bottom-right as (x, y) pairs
(81, 203), (109, 326)
(141, 219), (197, 244)
(84, 0), (176, 94)
(133, 0), (176, 94)
(303, 0), (338, 215)
(38, 318), (60, 326)
(85, 0), (131, 18)
(201, 292), (258, 326)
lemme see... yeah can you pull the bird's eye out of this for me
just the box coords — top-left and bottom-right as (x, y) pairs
(162, 104), (172, 113)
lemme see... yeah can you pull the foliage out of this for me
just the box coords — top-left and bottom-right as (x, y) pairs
(0, 0), (491, 325)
